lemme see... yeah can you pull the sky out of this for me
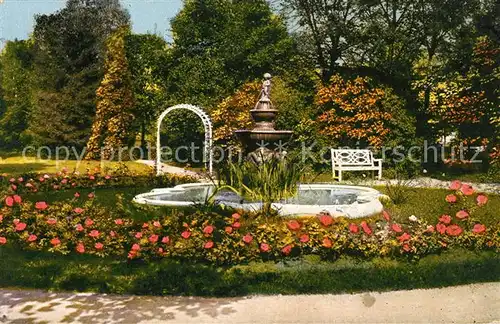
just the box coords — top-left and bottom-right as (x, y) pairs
(0, 0), (183, 46)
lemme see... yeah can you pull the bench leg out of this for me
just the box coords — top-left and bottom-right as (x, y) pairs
(338, 170), (342, 182)
(378, 167), (382, 180)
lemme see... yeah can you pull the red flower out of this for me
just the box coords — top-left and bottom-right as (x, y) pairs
(204, 241), (214, 249)
(446, 224), (462, 236)
(9, 178), (15, 183)
(95, 242), (104, 250)
(439, 214), (452, 225)
(449, 180), (462, 190)
(46, 218), (57, 225)
(135, 232), (143, 239)
(391, 223), (403, 233)
(114, 219), (123, 225)
(476, 194), (488, 206)
(17, 177), (23, 182)
(15, 222), (26, 231)
(87, 193), (95, 199)
(319, 214), (334, 226)
(161, 236), (170, 244)
(35, 201), (48, 210)
(181, 231), (191, 239)
(398, 232), (411, 243)
(242, 233), (253, 244)
(76, 243), (85, 254)
(260, 243), (270, 252)
(73, 208), (84, 214)
(445, 194), (457, 203)
(153, 221), (161, 228)
(5, 196), (14, 207)
(232, 213), (241, 220)
(28, 234), (37, 242)
(13, 219), (19, 225)
(0, 237), (6, 245)
(455, 210), (469, 220)
(225, 226), (233, 234)
(232, 222), (241, 229)
(402, 244), (411, 252)
(11, 184), (17, 191)
(203, 225), (215, 235)
(460, 184), (474, 196)
(149, 234), (159, 244)
(84, 218), (94, 227)
(128, 251), (137, 259)
(0, 215), (2, 222)
(299, 234), (310, 243)
(74, 192), (80, 198)
(436, 223), (447, 234)
(89, 175), (95, 180)
(472, 224), (486, 234)
(105, 175), (111, 180)
(287, 220), (301, 231)
(50, 237), (61, 246)
(426, 225), (435, 233)
(89, 230), (100, 238)
(142, 223), (149, 229)
(322, 237), (332, 248)
(131, 243), (141, 251)
(361, 221), (372, 235)
(349, 223), (359, 234)
(281, 244), (292, 255)
(110, 231), (116, 237)
(13, 195), (22, 204)
(382, 210), (391, 221)
(75, 224), (84, 232)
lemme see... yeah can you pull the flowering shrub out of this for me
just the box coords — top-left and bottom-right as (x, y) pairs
(0, 181), (498, 264)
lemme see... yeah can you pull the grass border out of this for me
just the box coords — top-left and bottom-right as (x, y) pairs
(0, 247), (498, 296)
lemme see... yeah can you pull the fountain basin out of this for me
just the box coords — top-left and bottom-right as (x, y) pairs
(133, 183), (384, 218)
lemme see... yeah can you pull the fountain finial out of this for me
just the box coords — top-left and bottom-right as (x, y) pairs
(261, 73), (272, 98)
(256, 73), (273, 110)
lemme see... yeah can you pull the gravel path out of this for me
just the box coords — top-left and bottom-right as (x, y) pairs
(1, 282), (499, 323)
(344, 177), (500, 194)
(137, 160), (203, 179)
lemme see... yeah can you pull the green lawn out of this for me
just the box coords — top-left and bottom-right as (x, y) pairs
(0, 245), (497, 296)
(0, 156), (152, 175)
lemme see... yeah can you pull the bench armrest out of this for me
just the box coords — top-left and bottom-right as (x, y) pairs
(373, 159), (383, 165)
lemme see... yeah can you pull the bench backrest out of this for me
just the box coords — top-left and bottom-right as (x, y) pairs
(331, 149), (374, 166)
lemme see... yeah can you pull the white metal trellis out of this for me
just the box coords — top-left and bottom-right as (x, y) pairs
(156, 104), (213, 176)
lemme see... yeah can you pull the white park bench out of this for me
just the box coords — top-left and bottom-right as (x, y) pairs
(331, 149), (382, 182)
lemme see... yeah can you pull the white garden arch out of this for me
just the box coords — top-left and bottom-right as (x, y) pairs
(156, 104), (213, 176)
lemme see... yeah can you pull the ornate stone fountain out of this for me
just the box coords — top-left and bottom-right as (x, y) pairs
(234, 73), (293, 159)
(133, 73), (385, 218)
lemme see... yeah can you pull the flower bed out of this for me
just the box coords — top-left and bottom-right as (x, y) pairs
(0, 168), (197, 195)
(0, 178), (498, 264)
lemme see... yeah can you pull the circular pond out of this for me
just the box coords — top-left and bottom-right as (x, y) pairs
(133, 183), (384, 218)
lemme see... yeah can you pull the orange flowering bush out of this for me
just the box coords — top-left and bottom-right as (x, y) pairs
(0, 181), (498, 264)
(315, 74), (414, 148)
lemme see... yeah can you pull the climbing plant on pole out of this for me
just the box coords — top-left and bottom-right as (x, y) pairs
(86, 26), (135, 160)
